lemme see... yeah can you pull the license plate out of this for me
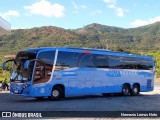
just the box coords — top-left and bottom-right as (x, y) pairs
(14, 90), (18, 93)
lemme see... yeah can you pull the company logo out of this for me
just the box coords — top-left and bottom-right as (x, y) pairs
(2, 112), (11, 117)
(1, 112), (42, 118)
(106, 70), (121, 77)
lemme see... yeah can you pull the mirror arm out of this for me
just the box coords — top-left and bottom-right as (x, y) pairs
(2, 59), (16, 70)
(6, 59), (17, 65)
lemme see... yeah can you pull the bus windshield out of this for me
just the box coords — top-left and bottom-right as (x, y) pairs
(11, 51), (36, 82)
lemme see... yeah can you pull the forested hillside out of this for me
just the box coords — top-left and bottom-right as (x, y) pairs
(0, 22), (160, 80)
(0, 22), (160, 55)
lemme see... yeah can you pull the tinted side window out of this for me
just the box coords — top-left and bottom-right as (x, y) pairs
(145, 60), (153, 70)
(123, 58), (137, 69)
(56, 51), (77, 70)
(109, 56), (124, 69)
(123, 57), (153, 70)
(38, 51), (55, 65)
(33, 51), (55, 84)
(137, 59), (153, 70)
(94, 55), (109, 68)
(77, 54), (94, 67)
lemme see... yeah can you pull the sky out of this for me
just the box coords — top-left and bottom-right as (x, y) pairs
(0, 0), (160, 29)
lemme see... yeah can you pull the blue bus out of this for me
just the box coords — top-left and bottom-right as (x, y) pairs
(2, 47), (155, 100)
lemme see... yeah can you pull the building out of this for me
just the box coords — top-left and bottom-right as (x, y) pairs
(0, 16), (11, 36)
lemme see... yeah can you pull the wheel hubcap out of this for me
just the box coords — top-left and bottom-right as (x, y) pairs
(52, 90), (59, 97)
(123, 88), (126, 93)
(133, 88), (138, 93)
(123, 88), (128, 94)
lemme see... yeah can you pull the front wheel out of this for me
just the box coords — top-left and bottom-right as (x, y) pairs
(49, 87), (63, 101)
(131, 85), (139, 96)
(122, 84), (130, 96)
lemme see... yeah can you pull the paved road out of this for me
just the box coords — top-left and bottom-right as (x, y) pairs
(0, 82), (160, 111)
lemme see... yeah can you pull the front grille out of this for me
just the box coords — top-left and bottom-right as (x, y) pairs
(147, 79), (152, 89)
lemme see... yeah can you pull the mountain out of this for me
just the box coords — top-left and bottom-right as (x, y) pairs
(0, 26), (82, 55)
(75, 23), (125, 34)
(127, 22), (160, 35)
(0, 22), (160, 56)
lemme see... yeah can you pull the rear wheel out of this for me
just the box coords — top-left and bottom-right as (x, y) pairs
(131, 85), (139, 96)
(122, 84), (130, 96)
(50, 87), (63, 101)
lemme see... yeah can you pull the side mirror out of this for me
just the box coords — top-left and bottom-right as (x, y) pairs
(24, 59), (38, 71)
(24, 58), (49, 71)
(1, 59), (16, 70)
(24, 60), (30, 70)
(2, 61), (7, 70)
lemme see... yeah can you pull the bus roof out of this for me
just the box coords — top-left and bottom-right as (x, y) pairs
(24, 47), (154, 60)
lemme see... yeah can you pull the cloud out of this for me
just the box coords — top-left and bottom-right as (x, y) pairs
(102, 0), (127, 17)
(0, 10), (19, 19)
(90, 10), (102, 16)
(103, 0), (116, 5)
(107, 4), (116, 9)
(71, 1), (87, 14)
(24, 0), (65, 18)
(131, 16), (160, 27)
(116, 8), (125, 17)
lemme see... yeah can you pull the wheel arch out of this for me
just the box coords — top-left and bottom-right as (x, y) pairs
(123, 83), (131, 89)
(52, 84), (65, 97)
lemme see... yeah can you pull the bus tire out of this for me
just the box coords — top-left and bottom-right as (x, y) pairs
(122, 84), (130, 96)
(131, 84), (139, 96)
(50, 87), (63, 101)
